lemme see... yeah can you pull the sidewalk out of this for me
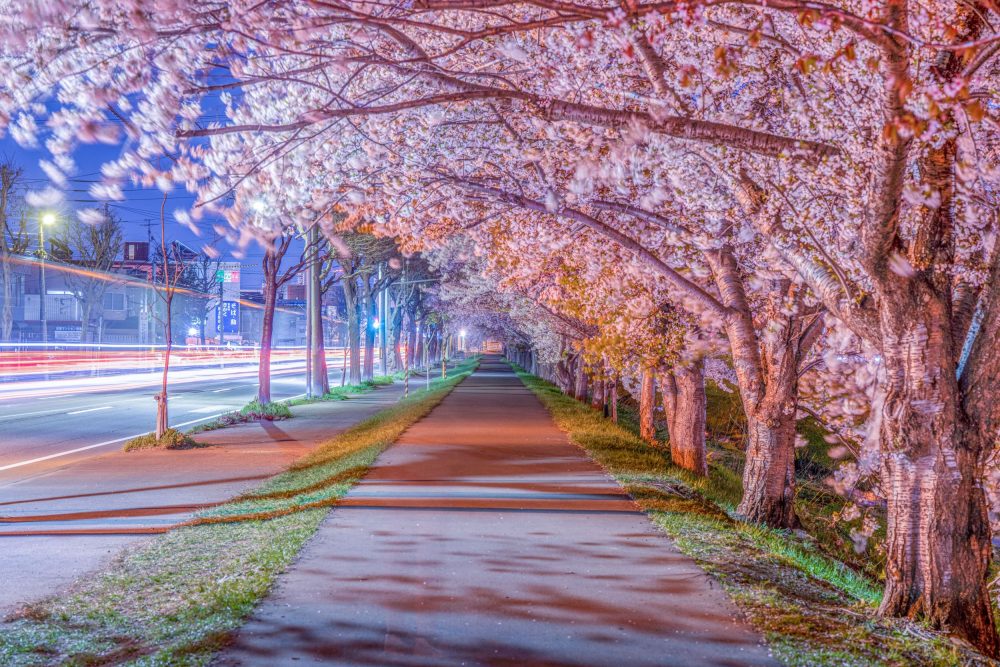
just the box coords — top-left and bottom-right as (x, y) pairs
(0, 382), (406, 615)
(218, 357), (778, 666)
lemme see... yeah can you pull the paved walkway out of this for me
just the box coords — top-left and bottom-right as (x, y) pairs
(0, 383), (406, 615)
(218, 357), (777, 667)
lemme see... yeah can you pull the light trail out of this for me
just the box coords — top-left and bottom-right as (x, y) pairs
(0, 343), (315, 379)
(0, 359), (312, 401)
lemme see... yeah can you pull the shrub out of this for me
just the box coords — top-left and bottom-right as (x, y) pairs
(124, 428), (200, 452)
(239, 400), (292, 421)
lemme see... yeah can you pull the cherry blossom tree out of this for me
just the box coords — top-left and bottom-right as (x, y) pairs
(3, 0), (1000, 654)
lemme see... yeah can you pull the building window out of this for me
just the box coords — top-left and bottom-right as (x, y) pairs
(103, 292), (126, 311)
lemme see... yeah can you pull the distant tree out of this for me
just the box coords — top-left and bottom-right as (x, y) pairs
(56, 205), (123, 343)
(0, 163), (28, 342)
(151, 199), (187, 440)
(178, 253), (222, 345)
(258, 233), (309, 404)
(333, 233), (400, 382)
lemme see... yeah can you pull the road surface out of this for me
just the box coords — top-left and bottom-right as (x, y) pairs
(0, 350), (364, 487)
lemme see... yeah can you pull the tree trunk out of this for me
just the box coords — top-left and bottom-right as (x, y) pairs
(315, 322), (330, 395)
(639, 368), (657, 443)
(257, 274), (277, 404)
(660, 360), (708, 475)
(155, 298), (173, 439)
(363, 283), (376, 381)
(391, 307), (404, 371)
(706, 248), (802, 529)
(876, 286), (997, 656)
(344, 279), (362, 385)
(573, 354), (588, 401)
(405, 315), (417, 371)
(341, 328), (348, 387)
(735, 323), (801, 528)
(608, 379), (619, 423)
(80, 302), (93, 344)
(363, 324), (375, 379)
(555, 354), (573, 394)
(0, 255), (13, 341)
(590, 378), (604, 410)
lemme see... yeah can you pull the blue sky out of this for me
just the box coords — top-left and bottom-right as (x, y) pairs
(0, 135), (274, 285)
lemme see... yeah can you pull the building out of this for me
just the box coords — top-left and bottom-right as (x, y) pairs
(0, 241), (244, 345)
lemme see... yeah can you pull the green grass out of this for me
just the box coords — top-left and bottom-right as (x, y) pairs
(0, 357), (480, 666)
(185, 400), (290, 435)
(192, 380), (388, 434)
(364, 374), (397, 387)
(123, 428), (202, 452)
(512, 366), (977, 667)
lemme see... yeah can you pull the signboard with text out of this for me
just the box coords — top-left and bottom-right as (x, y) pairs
(217, 301), (240, 335)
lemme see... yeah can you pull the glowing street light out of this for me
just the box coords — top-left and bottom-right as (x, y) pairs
(37, 211), (59, 346)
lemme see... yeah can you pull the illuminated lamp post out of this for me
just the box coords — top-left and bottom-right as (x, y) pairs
(38, 211), (58, 345)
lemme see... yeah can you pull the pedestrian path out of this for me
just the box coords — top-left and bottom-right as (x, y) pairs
(218, 356), (777, 666)
(0, 382), (406, 615)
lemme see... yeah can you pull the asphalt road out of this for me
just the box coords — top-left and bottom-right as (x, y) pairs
(0, 354), (356, 487)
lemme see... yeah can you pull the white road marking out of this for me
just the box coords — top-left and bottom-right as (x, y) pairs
(66, 406), (113, 415)
(190, 405), (231, 414)
(0, 407), (69, 422)
(0, 392), (307, 473)
(211, 388), (233, 393)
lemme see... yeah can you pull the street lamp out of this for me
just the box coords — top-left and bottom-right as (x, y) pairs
(37, 211), (58, 345)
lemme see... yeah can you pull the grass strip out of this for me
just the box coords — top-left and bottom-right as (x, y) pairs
(512, 366), (977, 667)
(187, 400), (293, 435)
(0, 357), (480, 667)
(191, 374), (410, 436)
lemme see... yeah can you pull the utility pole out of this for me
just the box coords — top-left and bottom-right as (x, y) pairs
(378, 264), (387, 375)
(304, 225), (324, 398)
(304, 232), (314, 399)
(37, 212), (57, 345)
(310, 226), (324, 396)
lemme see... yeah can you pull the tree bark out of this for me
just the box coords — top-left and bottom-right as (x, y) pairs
(256, 271), (277, 404)
(315, 321), (330, 395)
(608, 379), (619, 423)
(80, 301), (93, 344)
(405, 314), (417, 371)
(573, 354), (588, 401)
(590, 378), (604, 411)
(155, 298), (173, 439)
(363, 278), (376, 380)
(639, 368), (656, 443)
(0, 255), (13, 341)
(660, 360), (708, 475)
(391, 306), (404, 371)
(706, 248), (803, 529)
(734, 314), (801, 529)
(876, 283), (997, 656)
(344, 281), (362, 385)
